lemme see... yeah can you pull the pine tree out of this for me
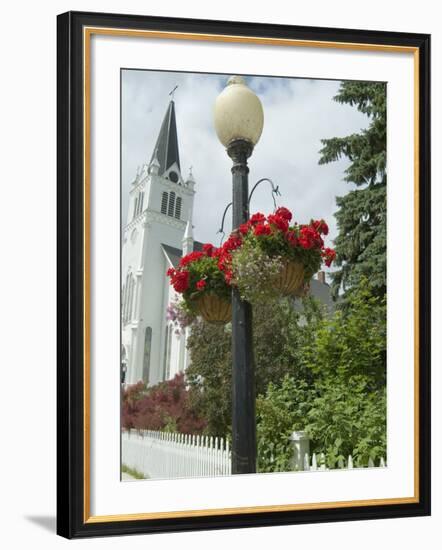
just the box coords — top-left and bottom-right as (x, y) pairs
(319, 81), (387, 298)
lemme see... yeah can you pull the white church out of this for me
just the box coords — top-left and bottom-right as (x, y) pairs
(121, 98), (204, 386)
(121, 98), (333, 387)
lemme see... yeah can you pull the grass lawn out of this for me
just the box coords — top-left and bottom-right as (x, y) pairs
(121, 464), (149, 479)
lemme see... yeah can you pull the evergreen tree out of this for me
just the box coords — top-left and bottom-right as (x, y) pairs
(319, 81), (387, 298)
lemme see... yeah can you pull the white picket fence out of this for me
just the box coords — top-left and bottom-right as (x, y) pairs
(289, 431), (386, 472)
(300, 452), (386, 471)
(122, 429), (231, 479)
(122, 429), (386, 480)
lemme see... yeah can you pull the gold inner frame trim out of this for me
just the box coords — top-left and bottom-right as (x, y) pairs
(82, 26), (420, 524)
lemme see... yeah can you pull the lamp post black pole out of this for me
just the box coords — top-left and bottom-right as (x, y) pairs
(227, 139), (256, 474)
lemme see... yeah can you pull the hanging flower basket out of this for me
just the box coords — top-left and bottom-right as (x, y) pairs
(166, 243), (233, 327)
(196, 293), (232, 324)
(273, 260), (305, 296)
(226, 207), (336, 304)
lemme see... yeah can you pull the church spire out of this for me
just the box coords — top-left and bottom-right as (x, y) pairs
(149, 100), (180, 176)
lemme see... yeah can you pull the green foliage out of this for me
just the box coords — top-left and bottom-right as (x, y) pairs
(256, 280), (386, 471)
(319, 81), (387, 298)
(256, 376), (314, 472)
(305, 380), (386, 467)
(185, 319), (233, 438)
(121, 464), (147, 479)
(185, 296), (322, 438)
(302, 281), (386, 388)
(129, 281), (386, 472)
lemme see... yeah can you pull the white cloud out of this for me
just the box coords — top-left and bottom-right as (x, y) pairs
(122, 70), (370, 262)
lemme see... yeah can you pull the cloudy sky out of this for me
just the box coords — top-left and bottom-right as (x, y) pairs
(121, 70), (370, 252)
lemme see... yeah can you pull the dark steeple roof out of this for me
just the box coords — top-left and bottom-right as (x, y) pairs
(150, 100), (181, 176)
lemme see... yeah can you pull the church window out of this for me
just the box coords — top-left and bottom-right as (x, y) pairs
(142, 327), (152, 384)
(127, 276), (135, 321)
(161, 192), (168, 214)
(122, 273), (130, 323)
(121, 284), (126, 322)
(169, 171), (179, 184)
(123, 273), (135, 324)
(124, 278), (129, 322)
(162, 324), (173, 381)
(175, 197), (182, 219)
(138, 192), (144, 214)
(168, 191), (176, 217)
(161, 191), (183, 220)
(133, 197), (138, 220)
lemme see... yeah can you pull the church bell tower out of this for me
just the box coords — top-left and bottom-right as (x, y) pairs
(121, 98), (196, 385)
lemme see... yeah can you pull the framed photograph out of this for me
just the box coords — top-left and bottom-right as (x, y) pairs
(57, 11), (431, 538)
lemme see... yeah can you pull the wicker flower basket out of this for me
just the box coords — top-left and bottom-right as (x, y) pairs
(273, 260), (305, 296)
(197, 294), (232, 324)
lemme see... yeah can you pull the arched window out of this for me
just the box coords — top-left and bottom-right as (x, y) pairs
(125, 273), (131, 323)
(175, 196), (182, 219)
(121, 283), (126, 322)
(127, 276), (134, 321)
(138, 191), (144, 215)
(161, 191), (183, 220)
(161, 192), (168, 214)
(123, 273), (135, 324)
(168, 191), (176, 217)
(142, 327), (152, 384)
(122, 274), (128, 323)
(162, 324), (173, 381)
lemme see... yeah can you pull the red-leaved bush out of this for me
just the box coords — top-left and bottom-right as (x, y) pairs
(121, 373), (207, 435)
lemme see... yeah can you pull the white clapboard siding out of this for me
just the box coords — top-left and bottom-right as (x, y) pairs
(122, 429), (231, 480)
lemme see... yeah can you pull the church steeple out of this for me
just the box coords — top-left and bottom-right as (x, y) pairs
(149, 100), (181, 177)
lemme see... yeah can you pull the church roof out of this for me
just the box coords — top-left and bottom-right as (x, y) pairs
(150, 100), (181, 176)
(162, 241), (204, 268)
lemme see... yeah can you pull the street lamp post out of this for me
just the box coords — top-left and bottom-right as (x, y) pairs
(214, 76), (264, 474)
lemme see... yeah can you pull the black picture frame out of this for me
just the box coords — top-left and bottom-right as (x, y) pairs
(57, 10), (431, 539)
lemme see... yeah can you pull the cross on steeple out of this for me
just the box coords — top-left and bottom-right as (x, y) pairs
(169, 85), (179, 101)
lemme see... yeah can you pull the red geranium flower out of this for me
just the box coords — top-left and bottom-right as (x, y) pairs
(254, 223), (272, 236)
(275, 206), (292, 222)
(267, 214), (289, 233)
(172, 270), (190, 293)
(322, 247), (336, 267)
(239, 222), (250, 235)
(202, 243), (215, 257)
(166, 267), (176, 277)
(196, 279), (206, 290)
(222, 235), (242, 252)
(179, 251), (204, 267)
(286, 231), (298, 247)
(299, 226), (323, 249)
(249, 212), (266, 225)
(312, 219), (329, 236)
(224, 270), (233, 284)
(218, 252), (232, 271)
